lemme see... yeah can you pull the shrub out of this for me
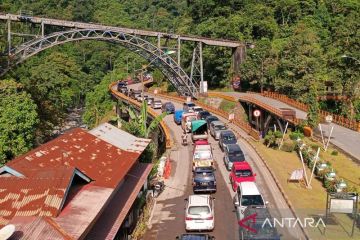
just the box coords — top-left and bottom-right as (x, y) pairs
(331, 150), (338, 156)
(289, 130), (304, 140)
(264, 130), (282, 148)
(281, 140), (296, 152)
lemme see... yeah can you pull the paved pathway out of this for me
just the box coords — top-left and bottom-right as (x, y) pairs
(223, 92), (360, 161)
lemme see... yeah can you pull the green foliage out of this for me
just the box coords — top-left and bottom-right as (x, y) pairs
(83, 72), (126, 128)
(306, 84), (320, 128)
(0, 80), (39, 164)
(122, 101), (167, 138)
(281, 140), (296, 152)
(289, 130), (304, 140)
(219, 99), (236, 113)
(264, 130), (282, 148)
(331, 150), (338, 156)
(152, 69), (164, 87)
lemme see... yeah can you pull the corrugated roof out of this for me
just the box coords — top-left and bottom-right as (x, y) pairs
(7, 128), (143, 188)
(85, 163), (152, 240)
(89, 123), (151, 153)
(9, 216), (73, 240)
(0, 167), (75, 228)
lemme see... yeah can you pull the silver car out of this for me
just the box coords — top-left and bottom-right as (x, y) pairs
(151, 100), (162, 109)
(209, 120), (227, 140)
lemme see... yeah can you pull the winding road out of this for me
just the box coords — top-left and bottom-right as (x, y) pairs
(114, 83), (307, 240)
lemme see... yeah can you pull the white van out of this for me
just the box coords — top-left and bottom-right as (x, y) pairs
(185, 194), (215, 231)
(233, 182), (267, 220)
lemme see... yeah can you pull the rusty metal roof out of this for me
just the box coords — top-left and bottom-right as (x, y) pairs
(0, 167), (77, 228)
(89, 123), (151, 153)
(85, 163), (152, 240)
(7, 128), (144, 188)
(9, 216), (73, 240)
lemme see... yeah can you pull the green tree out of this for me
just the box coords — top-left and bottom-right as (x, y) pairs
(0, 80), (39, 164)
(306, 84), (320, 129)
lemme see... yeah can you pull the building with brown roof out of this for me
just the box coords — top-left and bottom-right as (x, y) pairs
(0, 123), (152, 240)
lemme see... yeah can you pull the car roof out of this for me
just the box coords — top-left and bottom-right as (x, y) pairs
(194, 144), (211, 151)
(226, 144), (241, 152)
(194, 166), (214, 172)
(233, 161), (251, 170)
(211, 120), (224, 126)
(188, 194), (211, 206)
(206, 115), (218, 120)
(221, 130), (235, 136)
(239, 182), (261, 195)
(179, 234), (212, 240)
(184, 102), (195, 105)
(154, 100), (161, 102)
(200, 110), (210, 114)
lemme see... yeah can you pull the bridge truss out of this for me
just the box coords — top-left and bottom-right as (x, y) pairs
(0, 13), (245, 97)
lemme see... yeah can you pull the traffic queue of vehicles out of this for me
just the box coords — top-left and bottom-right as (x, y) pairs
(118, 82), (278, 239)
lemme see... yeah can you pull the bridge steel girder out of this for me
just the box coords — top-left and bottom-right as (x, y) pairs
(2, 29), (199, 97)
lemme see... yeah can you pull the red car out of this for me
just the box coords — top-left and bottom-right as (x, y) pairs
(194, 139), (209, 145)
(229, 162), (256, 191)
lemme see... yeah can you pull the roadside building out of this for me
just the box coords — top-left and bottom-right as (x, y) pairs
(0, 123), (152, 240)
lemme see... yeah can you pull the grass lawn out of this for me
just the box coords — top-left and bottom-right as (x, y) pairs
(251, 139), (360, 240)
(219, 99), (236, 113)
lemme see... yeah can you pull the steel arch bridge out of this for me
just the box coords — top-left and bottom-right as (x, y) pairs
(4, 28), (199, 97)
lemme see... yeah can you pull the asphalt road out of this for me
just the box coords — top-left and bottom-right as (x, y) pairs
(122, 84), (306, 240)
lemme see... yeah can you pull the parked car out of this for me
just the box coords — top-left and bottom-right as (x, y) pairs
(205, 115), (219, 129)
(162, 102), (175, 114)
(191, 120), (208, 142)
(185, 194), (215, 231)
(239, 206), (281, 240)
(209, 121), (227, 140)
(233, 182), (267, 220)
(198, 111), (211, 120)
(183, 102), (196, 112)
(151, 100), (162, 109)
(192, 144), (214, 170)
(174, 110), (184, 125)
(229, 162), (256, 192)
(224, 144), (245, 170)
(193, 106), (204, 114)
(181, 112), (198, 133)
(147, 97), (154, 105)
(176, 234), (215, 240)
(192, 167), (216, 193)
(218, 130), (237, 151)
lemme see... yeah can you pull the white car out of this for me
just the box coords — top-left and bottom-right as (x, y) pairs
(233, 182), (267, 220)
(151, 100), (162, 109)
(185, 194), (215, 231)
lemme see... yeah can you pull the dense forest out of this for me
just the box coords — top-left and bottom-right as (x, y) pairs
(0, 0), (359, 163)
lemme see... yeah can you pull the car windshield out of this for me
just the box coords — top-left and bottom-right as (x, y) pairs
(193, 151), (212, 160)
(214, 125), (226, 130)
(223, 135), (236, 142)
(241, 195), (264, 206)
(188, 206), (210, 215)
(154, 101), (161, 104)
(194, 108), (203, 112)
(186, 103), (195, 107)
(235, 169), (252, 177)
(229, 154), (244, 162)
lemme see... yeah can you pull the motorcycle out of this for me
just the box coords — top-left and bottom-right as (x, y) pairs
(152, 180), (165, 198)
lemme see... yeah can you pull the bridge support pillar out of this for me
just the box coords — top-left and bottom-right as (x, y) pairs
(190, 42), (204, 93)
(231, 46), (245, 77)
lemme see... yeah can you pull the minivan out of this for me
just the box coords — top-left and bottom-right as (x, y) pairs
(233, 182), (267, 220)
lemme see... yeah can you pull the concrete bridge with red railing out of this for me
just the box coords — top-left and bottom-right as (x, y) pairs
(208, 91), (360, 162)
